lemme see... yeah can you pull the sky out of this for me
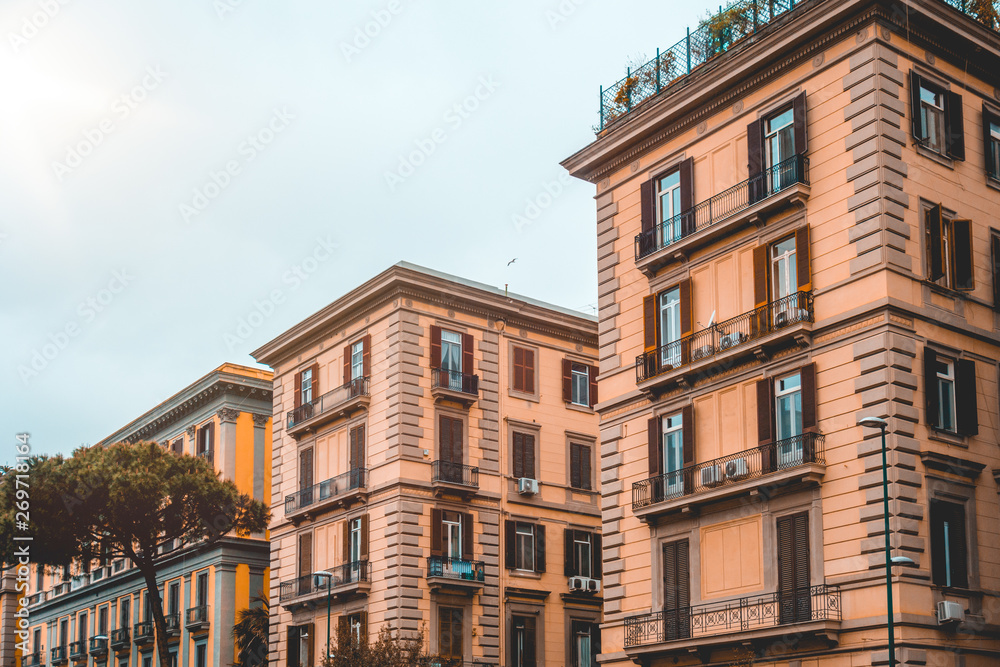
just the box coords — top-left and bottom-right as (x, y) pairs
(0, 0), (709, 458)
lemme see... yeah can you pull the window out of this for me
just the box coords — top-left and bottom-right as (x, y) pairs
(569, 442), (592, 490)
(512, 615), (536, 667)
(195, 643), (207, 667)
(661, 539), (690, 640)
(342, 515), (368, 581)
(564, 530), (601, 580)
(638, 157), (693, 252)
(910, 72), (964, 159)
(993, 233), (1000, 309)
(347, 613), (365, 644)
(294, 363), (318, 411)
(349, 518), (362, 563)
(299, 447), (314, 500)
(98, 606), (108, 635)
(348, 426), (365, 486)
(512, 346), (535, 393)
(196, 423), (214, 460)
(287, 624), (313, 667)
(983, 105), (1000, 179)
(119, 598), (130, 630)
(641, 280), (691, 376)
(930, 499), (969, 588)
(59, 619), (68, 648)
(776, 512), (811, 624)
(297, 532), (312, 594)
(350, 341), (364, 381)
(119, 659), (128, 667)
(437, 415), (464, 483)
(168, 582), (180, 616)
(752, 229), (812, 324)
(33, 628), (41, 654)
(563, 360), (597, 407)
(342, 336), (370, 389)
(196, 572), (209, 608)
(775, 372), (803, 466)
(442, 512), (462, 559)
(747, 92), (806, 203)
(35, 567), (43, 592)
(765, 107), (795, 172)
(171, 438), (183, 455)
(756, 365), (817, 472)
(142, 654), (152, 667)
(300, 368), (314, 404)
(658, 287), (681, 367)
(143, 592), (151, 622)
(924, 349), (978, 436)
(440, 330), (464, 391)
(771, 235), (797, 301)
(439, 607), (463, 660)
(658, 170), (682, 244)
(571, 364), (589, 405)
(513, 432), (535, 479)
(506, 521), (545, 573)
(78, 611), (87, 643)
(571, 620), (600, 667)
(925, 204), (974, 291)
(663, 412), (684, 496)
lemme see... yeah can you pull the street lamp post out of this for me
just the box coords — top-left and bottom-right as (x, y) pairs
(313, 571), (334, 662)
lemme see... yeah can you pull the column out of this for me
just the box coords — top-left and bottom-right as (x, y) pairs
(216, 409), (240, 483)
(212, 564), (237, 667)
(251, 414), (268, 502)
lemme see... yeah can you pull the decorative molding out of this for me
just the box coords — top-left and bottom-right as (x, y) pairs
(813, 316), (883, 345)
(504, 587), (550, 602)
(920, 451), (986, 479)
(251, 413), (270, 428)
(217, 408), (241, 424)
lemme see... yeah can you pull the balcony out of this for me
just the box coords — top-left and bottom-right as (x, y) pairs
(634, 434), (824, 520)
(426, 556), (486, 594)
(431, 461), (479, 498)
(164, 613), (181, 638)
(109, 629), (130, 652)
(430, 368), (479, 406)
(287, 378), (370, 437)
(27, 591), (46, 607)
(25, 651), (43, 667)
(285, 468), (368, 521)
(51, 648), (67, 666)
(636, 156), (809, 273)
(279, 561), (371, 610)
(636, 291), (813, 392)
(68, 642), (87, 662)
(88, 637), (108, 659)
(624, 585), (841, 659)
(132, 622), (154, 646)
(186, 605), (210, 633)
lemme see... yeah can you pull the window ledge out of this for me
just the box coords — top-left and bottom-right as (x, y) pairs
(927, 428), (968, 449)
(986, 175), (1000, 193)
(914, 142), (956, 168)
(565, 402), (595, 414)
(507, 388), (540, 403)
(508, 570), (542, 580)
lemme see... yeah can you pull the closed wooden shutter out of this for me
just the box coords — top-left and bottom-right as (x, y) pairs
(207, 422), (215, 461)
(430, 326), (442, 370)
(362, 335), (371, 378)
(439, 416), (462, 465)
(640, 179), (656, 235)
(524, 348), (535, 393)
(924, 348), (940, 428)
(681, 404), (694, 494)
(588, 365), (598, 407)
(305, 624), (314, 666)
(679, 278), (692, 365)
(534, 524), (546, 573)
(953, 219), (974, 290)
(570, 443), (581, 489)
(294, 371), (302, 408)
(287, 626), (299, 667)
(792, 91), (808, 156)
(757, 378), (776, 472)
(349, 426), (365, 470)
(753, 244), (769, 309)
(360, 514), (369, 561)
(795, 226), (812, 292)
(462, 513), (473, 559)
(592, 532), (603, 579)
(679, 158), (695, 236)
(337, 616), (347, 644)
(564, 529), (574, 576)
(298, 532), (312, 579)
(777, 512), (811, 623)
(513, 432), (524, 478)
(462, 333), (474, 377)
(800, 363), (818, 434)
(513, 347), (526, 391)
(342, 520), (349, 564)
(504, 520), (515, 568)
(299, 448), (313, 489)
(747, 118), (765, 204)
(430, 508), (442, 557)
(945, 90), (965, 160)
(309, 363), (319, 401)
(956, 359), (979, 436)
(524, 434), (535, 478)
(992, 235), (1000, 309)
(643, 294), (658, 354)
(562, 359), (573, 402)
(910, 71), (924, 140)
(343, 344), (351, 385)
(662, 539), (690, 640)
(648, 417), (663, 477)
(571, 443), (592, 491)
(927, 205), (945, 281)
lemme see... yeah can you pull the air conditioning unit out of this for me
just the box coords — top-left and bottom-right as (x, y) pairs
(568, 576), (587, 591)
(719, 331), (746, 350)
(692, 345), (714, 360)
(774, 311), (790, 328)
(587, 578), (601, 593)
(700, 465), (722, 487)
(518, 478), (539, 495)
(937, 601), (965, 624)
(724, 457), (749, 480)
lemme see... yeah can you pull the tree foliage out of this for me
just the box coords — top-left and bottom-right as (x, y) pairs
(233, 594), (269, 667)
(324, 624), (425, 667)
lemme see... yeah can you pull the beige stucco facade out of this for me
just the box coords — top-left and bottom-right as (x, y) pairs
(253, 262), (601, 666)
(563, 0), (1000, 665)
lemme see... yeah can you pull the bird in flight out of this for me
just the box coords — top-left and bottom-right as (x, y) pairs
(507, 258), (517, 266)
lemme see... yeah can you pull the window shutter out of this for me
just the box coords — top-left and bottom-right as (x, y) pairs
(513, 347), (525, 391)
(504, 521), (515, 568)
(681, 404), (694, 494)
(984, 105), (998, 178)
(524, 616), (537, 667)
(910, 71), (924, 140)
(956, 358), (979, 436)
(800, 363), (818, 433)
(298, 532), (312, 579)
(462, 332), (474, 377)
(591, 619), (602, 659)
(337, 616), (347, 644)
(462, 513), (473, 559)
(753, 244), (769, 309)
(360, 612), (368, 645)
(299, 448), (313, 489)
(349, 426), (365, 470)
(662, 539), (690, 639)
(294, 371), (302, 409)
(924, 348), (940, 428)
(945, 90), (965, 160)
(570, 443), (581, 489)
(430, 509), (442, 557)
(581, 443), (592, 491)
(360, 514), (369, 561)
(992, 235), (1000, 309)
(643, 294), (658, 352)
(287, 627), (300, 667)
(525, 348), (535, 393)
(564, 529), (574, 576)
(592, 532), (603, 579)
(362, 335), (371, 378)
(342, 520), (349, 564)
(525, 434), (535, 479)
(777, 512), (810, 623)
(795, 226), (812, 292)
(952, 219), (975, 291)
(757, 377), (775, 471)
(535, 524), (546, 573)
(588, 365), (599, 407)
(562, 359), (573, 402)
(513, 433), (524, 478)
(926, 205), (945, 282)
(679, 158), (695, 236)
(640, 179), (655, 235)
(791, 91), (808, 156)
(648, 417), (663, 477)
(430, 325), (442, 369)
(949, 503), (969, 588)
(678, 279), (692, 337)
(343, 345), (351, 385)
(747, 118), (765, 204)
(308, 364), (318, 402)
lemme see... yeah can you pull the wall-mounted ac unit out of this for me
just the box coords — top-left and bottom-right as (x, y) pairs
(587, 578), (601, 593)
(719, 331), (746, 350)
(937, 601), (965, 624)
(518, 478), (539, 495)
(725, 458), (749, 480)
(700, 465), (722, 487)
(692, 345), (714, 360)
(568, 576), (587, 591)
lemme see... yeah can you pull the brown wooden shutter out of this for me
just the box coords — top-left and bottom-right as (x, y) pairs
(430, 508), (442, 557)
(681, 404), (694, 494)
(562, 359), (573, 402)
(360, 514), (369, 561)
(910, 71), (924, 140)
(208, 422), (215, 461)
(298, 532), (312, 579)
(462, 333), (474, 376)
(992, 235), (1000, 310)
(343, 345), (351, 385)
(581, 444), (592, 490)
(679, 158), (695, 236)
(747, 119), (764, 177)
(800, 363), (818, 433)
(349, 426), (365, 470)
(588, 365), (598, 407)
(679, 278), (692, 365)
(342, 520), (349, 564)
(563, 529), (574, 576)
(524, 348), (535, 393)
(525, 434), (535, 479)
(513, 433), (524, 478)
(753, 245), (769, 308)
(305, 624), (314, 666)
(643, 294), (658, 352)
(430, 326), (442, 370)
(945, 90), (965, 160)
(462, 513), (473, 558)
(777, 512), (810, 623)
(504, 521), (515, 568)
(512, 347), (525, 391)
(360, 612), (368, 645)
(924, 348), (940, 428)
(287, 626), (300, 667)
(662, 539), (690, 639)
(309, 363), (319, 401)
(952, 219), (975, 290)
(337, 616), (347, 643)
(640, 179), (656, 235)
(984, 105), (998, 178)
(299, 447), (313, 489)
(792, 91), (808, 156)
(570, 443), (581, 489)
(795, 226), (812, 292)
(534, 524), (545, 572)
(524, 616), (537, 667)
(592, 532), (603, 579)
(648, 417), (663, 477)
(927, 205), (945, 281)
(294, 371), (302, 409)
(956, 358), (979, 436)
(362, 335), (371, 378)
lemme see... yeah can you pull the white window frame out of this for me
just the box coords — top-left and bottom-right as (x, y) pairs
(658, 170), (682, 245)
(658, 288), (681, 367)
(349, 518), (362, 564)
(350, 341), (364, 382)
(920, 84), (946, 153)
(443, 513), (462, 560)
(662, 412), (684, 497)
(570, 363), (590, 406)
(515, 523), (535, 572)
(765, 107), (795, 169)
(775, 372), (803, 467)
(574, 533), (592, 579)
(936, 358), (957, 432)
(300, 368), (313, 404)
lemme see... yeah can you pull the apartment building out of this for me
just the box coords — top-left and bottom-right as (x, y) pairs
(251, 262), (601, 667)
(562, 0), (1000, 665)
(21, 364), (272, 667)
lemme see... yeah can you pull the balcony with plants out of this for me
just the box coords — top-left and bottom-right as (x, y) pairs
(286, 377), (370, 437)
(426, 556), (486, 594)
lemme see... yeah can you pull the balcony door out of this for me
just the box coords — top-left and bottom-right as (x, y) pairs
(765, 107), (795, 191)
(658, 288), (681, 368)
(777, 512), (811, 624)
(118, 599), (130, 631)
(662, 413), (684, 499)
(348, 425), (365, 489)
(299, 447), (314, 506)
(662, 539), (690, 640)
(770, 236), (798, 324)
(438, 416), (464, 484)
(196, 572), (209, 609)
(775, 373), (803, 468)
(658, 170), (682, 246)
(441, 330), (464, 391)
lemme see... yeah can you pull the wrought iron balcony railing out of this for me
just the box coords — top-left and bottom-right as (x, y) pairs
(427, 556), (486, 582)
(635, 155), (809, 261)
(164, 613), (181, 636)
(68, 642), (87, 661)
(50, 647), (68, 665)
(634, 433), (824, 510)
(186, 605), (210, 629)
(287, 377), (370, 429)
(109, 629), (130, 651)
(88, 637), (108, 656)
(636, 291), (813, 384)
(624, 585), (841, 648)
(279, 560), (371, 602)
(432, 461), (479, 488)
(431, 368), (480, 397)
(25, 651), (44, 667)
(132, 622), (154, 644)
(285, 468), (367, 515)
